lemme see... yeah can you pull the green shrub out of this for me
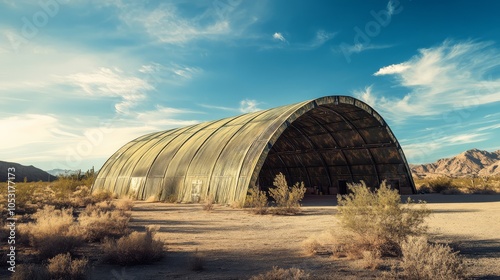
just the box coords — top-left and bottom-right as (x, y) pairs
(268, 173), (306, 215)
(245, 185), (268, 214)
(336, 181), (430, 256)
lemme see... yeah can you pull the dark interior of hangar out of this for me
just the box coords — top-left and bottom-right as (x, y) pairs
(257, 103), (411, 195)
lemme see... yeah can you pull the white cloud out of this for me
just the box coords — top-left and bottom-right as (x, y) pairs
(374, 63), (410, 76)
(339, 43), (392, 55)
(106, 2), (248, 44)
(273, 32), (287, 43)
(402, 132), (488, 163)
(357, 40), (500, 122)
(59, 67), (152, 114)
(239, 99), (261, 113)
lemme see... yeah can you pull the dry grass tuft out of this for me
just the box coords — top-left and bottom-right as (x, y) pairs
(245, 185), (268, 214)
(19, 205), (83, 259)
(102, 226), (164, 265)
(268, 173), (306, 215)
(146, 195), (159, 203)
(202, 196), (215, 211)
(361, 250), (381, 270)
(47, 253), (88, 280)
(399, 236), (467, 280)
(115, 197), (134, 211)
(78, 206), (130, 242)
(250, 266), (310, 280)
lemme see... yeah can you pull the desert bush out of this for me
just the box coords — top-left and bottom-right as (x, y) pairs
(336, 181), (430, 256)
(19, 206), (83, 259)
(250, 266), (310, 280)
(245, 185), (268, 214)
(427, 177), (453, 193)
(399, 236), (467, 280)
(10, 264), (50, 280)
(202, 196), (215, 211)
(102, 226), (164, 265)
(47, 253), (88, 280)
(78, 206), (130, 242)
(268, 173), (306, 215)
(361, 250), (381, 270)
(91, 190), (115, 203)
(115, 197), (134, 211)
(302, 237), (323, 256)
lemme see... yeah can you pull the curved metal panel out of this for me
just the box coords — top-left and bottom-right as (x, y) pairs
(92, 95), (416, 202)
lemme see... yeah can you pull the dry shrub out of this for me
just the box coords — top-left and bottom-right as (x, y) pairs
(102, 226), (164, 265)
(91, 190), (115, 203)
(115, 197), (134, 211)
(19, 206), (83, 259)
(399, 236), (467, 280)
(10, 264), (50, 280)
(336, 181), (430, 257)
(78, 206), (130, 242)
(269, 173), (306, 215)
(250, 266), (310, 280)
(361, 250), (381, 270)
(245, 185), (268, 214)
(47, 253), (88, 280)
(146, 195), (159, 203)
(427, 177), (454, 193)
(202, 196), (215, 211)
(302, 238), (323, 256)
(230, 197), (246, 209)
(93, 200), (115, 212)
(189, 249), (204, 271)
(70, 186), (93, 207)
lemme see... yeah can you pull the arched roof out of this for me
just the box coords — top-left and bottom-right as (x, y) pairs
(92, 96), (416, 203)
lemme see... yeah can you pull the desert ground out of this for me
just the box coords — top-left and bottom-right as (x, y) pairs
(85, 194), (500, 280)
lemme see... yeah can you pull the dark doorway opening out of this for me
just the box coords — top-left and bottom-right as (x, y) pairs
(338, 180), (348, 195)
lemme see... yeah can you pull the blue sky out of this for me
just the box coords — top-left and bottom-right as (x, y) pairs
(1, 0), (500, 171)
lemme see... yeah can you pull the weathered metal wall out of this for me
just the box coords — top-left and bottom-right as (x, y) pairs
(92, 96), (416, 203)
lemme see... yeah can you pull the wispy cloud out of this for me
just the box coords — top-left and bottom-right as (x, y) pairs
(59, 67), (152, 114)
(401, 132), (488, 163)
(339, 43), (392, 55)
(374, 63), (410, 75)
(273, 32), (287, 43)
(239, 99), (261, 113)
(104, 1), (257, 45)
(200, 99), (263, 114)
(357, 40), (500, 122)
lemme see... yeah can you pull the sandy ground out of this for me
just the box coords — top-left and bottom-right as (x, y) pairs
(87, 194), (500, 279)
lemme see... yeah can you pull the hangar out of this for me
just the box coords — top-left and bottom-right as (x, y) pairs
(92, 96), (416, 203)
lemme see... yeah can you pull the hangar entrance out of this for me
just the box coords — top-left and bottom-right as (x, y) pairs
(257, 103), (409, 195)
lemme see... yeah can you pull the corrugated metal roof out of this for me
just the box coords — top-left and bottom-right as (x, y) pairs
(92, 96), (416, 203)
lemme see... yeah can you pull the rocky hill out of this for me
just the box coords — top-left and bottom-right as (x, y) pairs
(0, 161), (57, 182)
(411, 148), (500, 178)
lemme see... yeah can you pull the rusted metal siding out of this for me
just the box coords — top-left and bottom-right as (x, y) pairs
(92, 96), (416, 203)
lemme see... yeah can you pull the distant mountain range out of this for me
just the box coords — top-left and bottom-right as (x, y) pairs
(46, 168), (79, 177)
(410, 148), (500, 178)
(0, 161), (57, 182)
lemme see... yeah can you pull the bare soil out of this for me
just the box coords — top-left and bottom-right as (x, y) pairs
(77, 194), (500, 279)
(86, 194), (500, 279)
